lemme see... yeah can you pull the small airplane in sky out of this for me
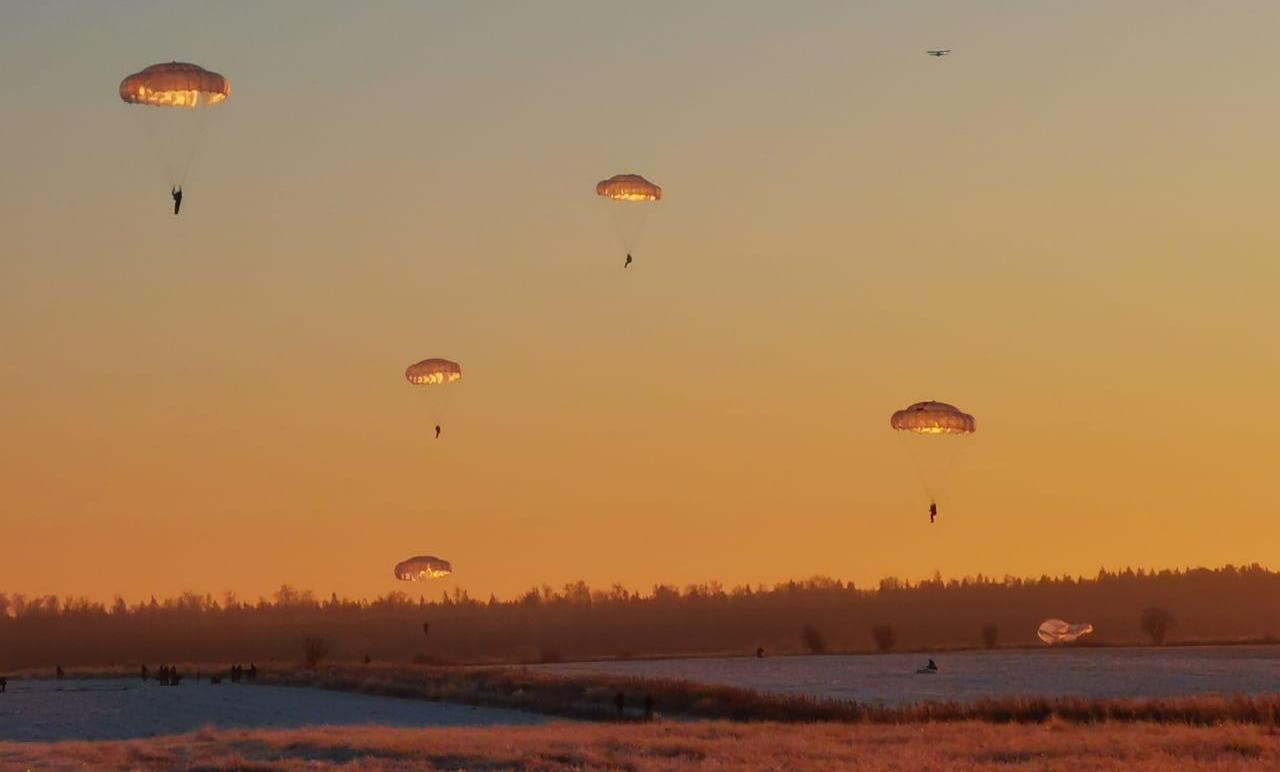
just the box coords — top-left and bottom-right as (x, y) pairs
(926, 49), (951, 57)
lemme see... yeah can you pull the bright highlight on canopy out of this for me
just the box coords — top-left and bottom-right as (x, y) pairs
(405, 359), (463, 386)
(119, 62), (230, 108)
(596, 174), (662, 202)
(890, 401), (976, 435)
(1037, 619), (1095, 645)
(394, 555), (454, 581)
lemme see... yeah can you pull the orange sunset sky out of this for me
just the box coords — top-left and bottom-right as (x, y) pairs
(1, 1), (1277, 603)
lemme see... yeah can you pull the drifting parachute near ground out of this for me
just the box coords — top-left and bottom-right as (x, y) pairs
(890, 401), (976, 515)
(405, 358), (462, 438)
(119, 62), (230, 190)
(1037, 619), (1095, 645)
(596, 173), (661, 266)
(394, 556), (454, 581)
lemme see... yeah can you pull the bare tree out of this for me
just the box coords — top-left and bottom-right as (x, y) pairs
(801, 624), (826, 655)
(981, 623), (999, 650)
(1140, 607), (1175, 645)
(871, 624), (897, 653)
(299, 634), (332, 668)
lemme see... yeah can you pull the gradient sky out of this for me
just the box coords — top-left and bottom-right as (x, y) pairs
(2, 1), (1278, 604)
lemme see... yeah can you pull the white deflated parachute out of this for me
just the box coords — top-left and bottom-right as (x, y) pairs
(1037, 619), (1095, 645)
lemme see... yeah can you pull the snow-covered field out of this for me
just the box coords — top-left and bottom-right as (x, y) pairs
(537, 644), (1280, 706)
(0, 679), (550, 742)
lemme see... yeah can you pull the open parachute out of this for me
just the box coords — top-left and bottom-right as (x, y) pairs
(890, 401), (976, 435)
(596, 174), (662, 202)
(596, 173), (661, 263)
(890, 401), (975, 510)
(1037, 619), (1095, 645)
(119, 62), (230, 107)
(119, 62), (230, 188)
(405, 358), (463, 438)
(405, 358), (463, 386)
(394, 555), (454, 581)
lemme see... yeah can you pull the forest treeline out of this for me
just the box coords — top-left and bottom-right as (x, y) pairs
(2, 564), (1277, 670)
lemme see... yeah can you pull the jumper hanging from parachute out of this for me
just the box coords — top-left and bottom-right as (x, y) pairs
(890, 401), (976, 520)
(119, 62), (230, 206)
(405, 358), (463, 439)
(596, 173), (661, 268)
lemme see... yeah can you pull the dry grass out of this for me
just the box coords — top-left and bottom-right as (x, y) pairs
(2, 720), (1279, 770)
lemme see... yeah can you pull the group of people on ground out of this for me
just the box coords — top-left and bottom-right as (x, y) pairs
(209, 663), (258, 684)
(142, 664), (184, 685)
(140, 663), (257, 686)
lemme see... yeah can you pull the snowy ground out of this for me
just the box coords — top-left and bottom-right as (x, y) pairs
(536, 644), (1280, 706)
(0, 679), (550, 742)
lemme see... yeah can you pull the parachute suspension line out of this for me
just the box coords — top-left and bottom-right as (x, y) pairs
(933, 440), (961, 504)
(179, 98), (223, 188)
(430, 385), (457, 427)
(897, 432), (964, 506)
(130, 109), (175, 187)
(175, 110), (212, 188)
(130, 105), (212, 188)
(606, 202), (652, 257)
(607, 204), (629, 254)
(899, 434), (936, 502)
(632, 206), (651, 255)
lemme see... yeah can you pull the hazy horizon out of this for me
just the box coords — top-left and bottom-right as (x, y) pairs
(3, 1), (1278, 603)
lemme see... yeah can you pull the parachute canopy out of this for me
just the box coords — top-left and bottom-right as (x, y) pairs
(405, 358), (462, 386)
(890, 401), (976, 435)
(394, 555), (453, 581)
(596, 174), (662, 202)
(1037, 619), (1095, 645)
(119, 62), (230, 108)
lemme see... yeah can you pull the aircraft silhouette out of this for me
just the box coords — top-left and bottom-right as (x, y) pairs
(926, 49), (951, 57)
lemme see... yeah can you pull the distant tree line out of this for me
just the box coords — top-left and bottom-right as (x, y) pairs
(1, 564), (1275, 670)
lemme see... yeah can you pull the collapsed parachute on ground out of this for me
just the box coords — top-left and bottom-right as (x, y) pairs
(405, 359), (463, 386)
(890, 401), (976, 435)
(1037, 619), (1095, 645)
(119, 62), (230, 189)
(596, 174), (662, 202)
(394, 556), (453, 581)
